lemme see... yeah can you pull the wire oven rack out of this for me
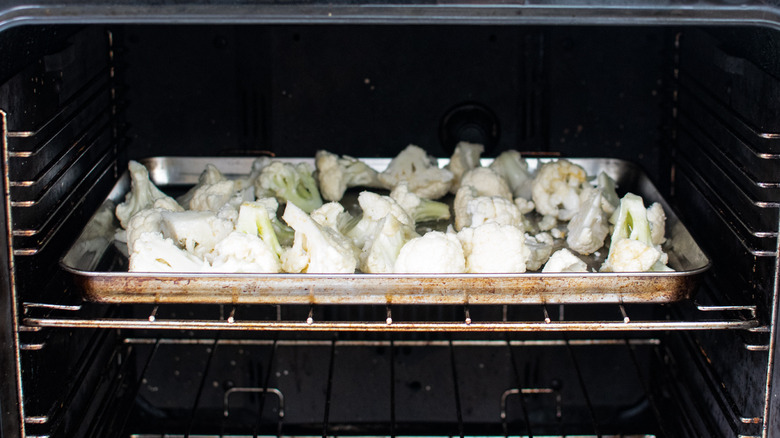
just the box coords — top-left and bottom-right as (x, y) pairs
(28, 332), (761, 438)
(21, 299), (761, 333)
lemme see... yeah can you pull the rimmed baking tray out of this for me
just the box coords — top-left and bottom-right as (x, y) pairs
(61, 157), (710, 305)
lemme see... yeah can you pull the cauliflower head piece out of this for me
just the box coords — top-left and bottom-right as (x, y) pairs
(116, 161), (182, 228)
(601, 193), (672, 272)
(281, 202), (358, 273)
(378, 144), (454, 200)
(257, 161), (324, 214)
(359, 214), (418, 273)
(531, 159), (589, 221)
(315, 150), (382, 202)
(445, 141), (484, 194)
(394, 230), (466, 274)
(542, 248), (589, 273)
(489, 150), (534, 200)
(389, 182), (451, 224)
(458, 223), (530, 273)
(209, 231), (281, 273)
(453, 186), (524, 231)
(128, 232), (208, 273)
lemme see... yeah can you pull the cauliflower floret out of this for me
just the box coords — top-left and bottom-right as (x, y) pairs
(347, 191), (414, 250)
(390, 182), (451, 223)
(566, 187), (610, 255)
(256, 161), (323, 213)
(125, 208), (165, 253)
(646, 202), (667, 245)
(378, 144), (454, 200)
(235, 201), (284, 259)
(453, 186), (524, 231)
(489, 150), (534, 200)
(359, 215), (418, 273)
(542, 248), (589, 272)
(531, 159), (589, 221)
(445, 141), (484, 194)
(514, 197), (535, 215)
(597, 171), (620, 214)
(310, 201), (354, 234)
(525, 232), (554, 271)
(315, 150), (382, 202)
(234, 157), (273, 191)
(601, 193), (672, 272)
(457, 223), (530, 273)
(116, 161), (181, 228)
(159, 210), (234, 258)
(209, 231), (281, 273)
(128, 232), (208, 272)
(281, 202), (358, 273)
(601, 238), (669, 272)
(394, 230), (466, 273)
(459, 167), (513, 201)
(177, 164), (229, 207)
(189, 180), (240, 212)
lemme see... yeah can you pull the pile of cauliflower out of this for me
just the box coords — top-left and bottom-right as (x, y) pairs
(114, 143), (672, 274)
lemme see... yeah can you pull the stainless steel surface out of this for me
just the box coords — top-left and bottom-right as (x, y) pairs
(61, 157), (711, 305)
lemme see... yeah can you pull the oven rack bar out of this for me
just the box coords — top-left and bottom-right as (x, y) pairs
(22, 303), (760, 332)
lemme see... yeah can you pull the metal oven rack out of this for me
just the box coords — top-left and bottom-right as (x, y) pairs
(21, 300), (761, 333)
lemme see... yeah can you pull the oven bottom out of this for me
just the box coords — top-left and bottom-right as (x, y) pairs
(83, 331), (688, 437)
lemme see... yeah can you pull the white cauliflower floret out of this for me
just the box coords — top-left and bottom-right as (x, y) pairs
(159, 210), (234, 258)
(209, 231), (281, 273)
(128, 232), (208, 272)
(177, 164), (229, 207)
(597, 171), (620, 214)
(116, 161), (181, 228)
(538, 214), (558, 232)
(315, 150), (382, 202)
(457, 223), (530, 273)
(525, 232), (554, 271)
(531, 159), (589, 221)
(601, 193), (672, 272)
(542, 248), (589, 272)
(125, 209), (165, 253)
(514, 197), (535, 215)
(235, 201), (284, 260)
(189, 180), (239, 212)
(281, 202), (358, 273)
(646, 202), (667, 245)
(389, 182), (451, 223)
(378, 144), (454, 200)
(394, 230), (466, 273)
(256, 161), (323, 213)
(445, 141), (484, 194)
(215, 187), (255, 224)
(459, 167), (513, 201)
(566, 187), (610, 255)
(489, 150), (534, 199)
(453, 186), (524, 231)
(347, 191), (414, 250)
(234, 157), (273, 191)
(359, 215), (418, 273)
(310, 202), (354, 234)
(602, 239), (668, 272)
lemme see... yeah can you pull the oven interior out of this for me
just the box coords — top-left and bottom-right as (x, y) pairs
(0, 22), (778, 437)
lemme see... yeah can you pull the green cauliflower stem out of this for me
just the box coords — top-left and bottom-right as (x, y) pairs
(235, 201), (284, 260)
(256, 161), (323, 213)
(389, 182), (451, 223)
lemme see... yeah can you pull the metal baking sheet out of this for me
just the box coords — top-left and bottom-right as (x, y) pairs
(61, 157), (710, 305)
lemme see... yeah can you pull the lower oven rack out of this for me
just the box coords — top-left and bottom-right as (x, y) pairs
(44, 334), (752, 438)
